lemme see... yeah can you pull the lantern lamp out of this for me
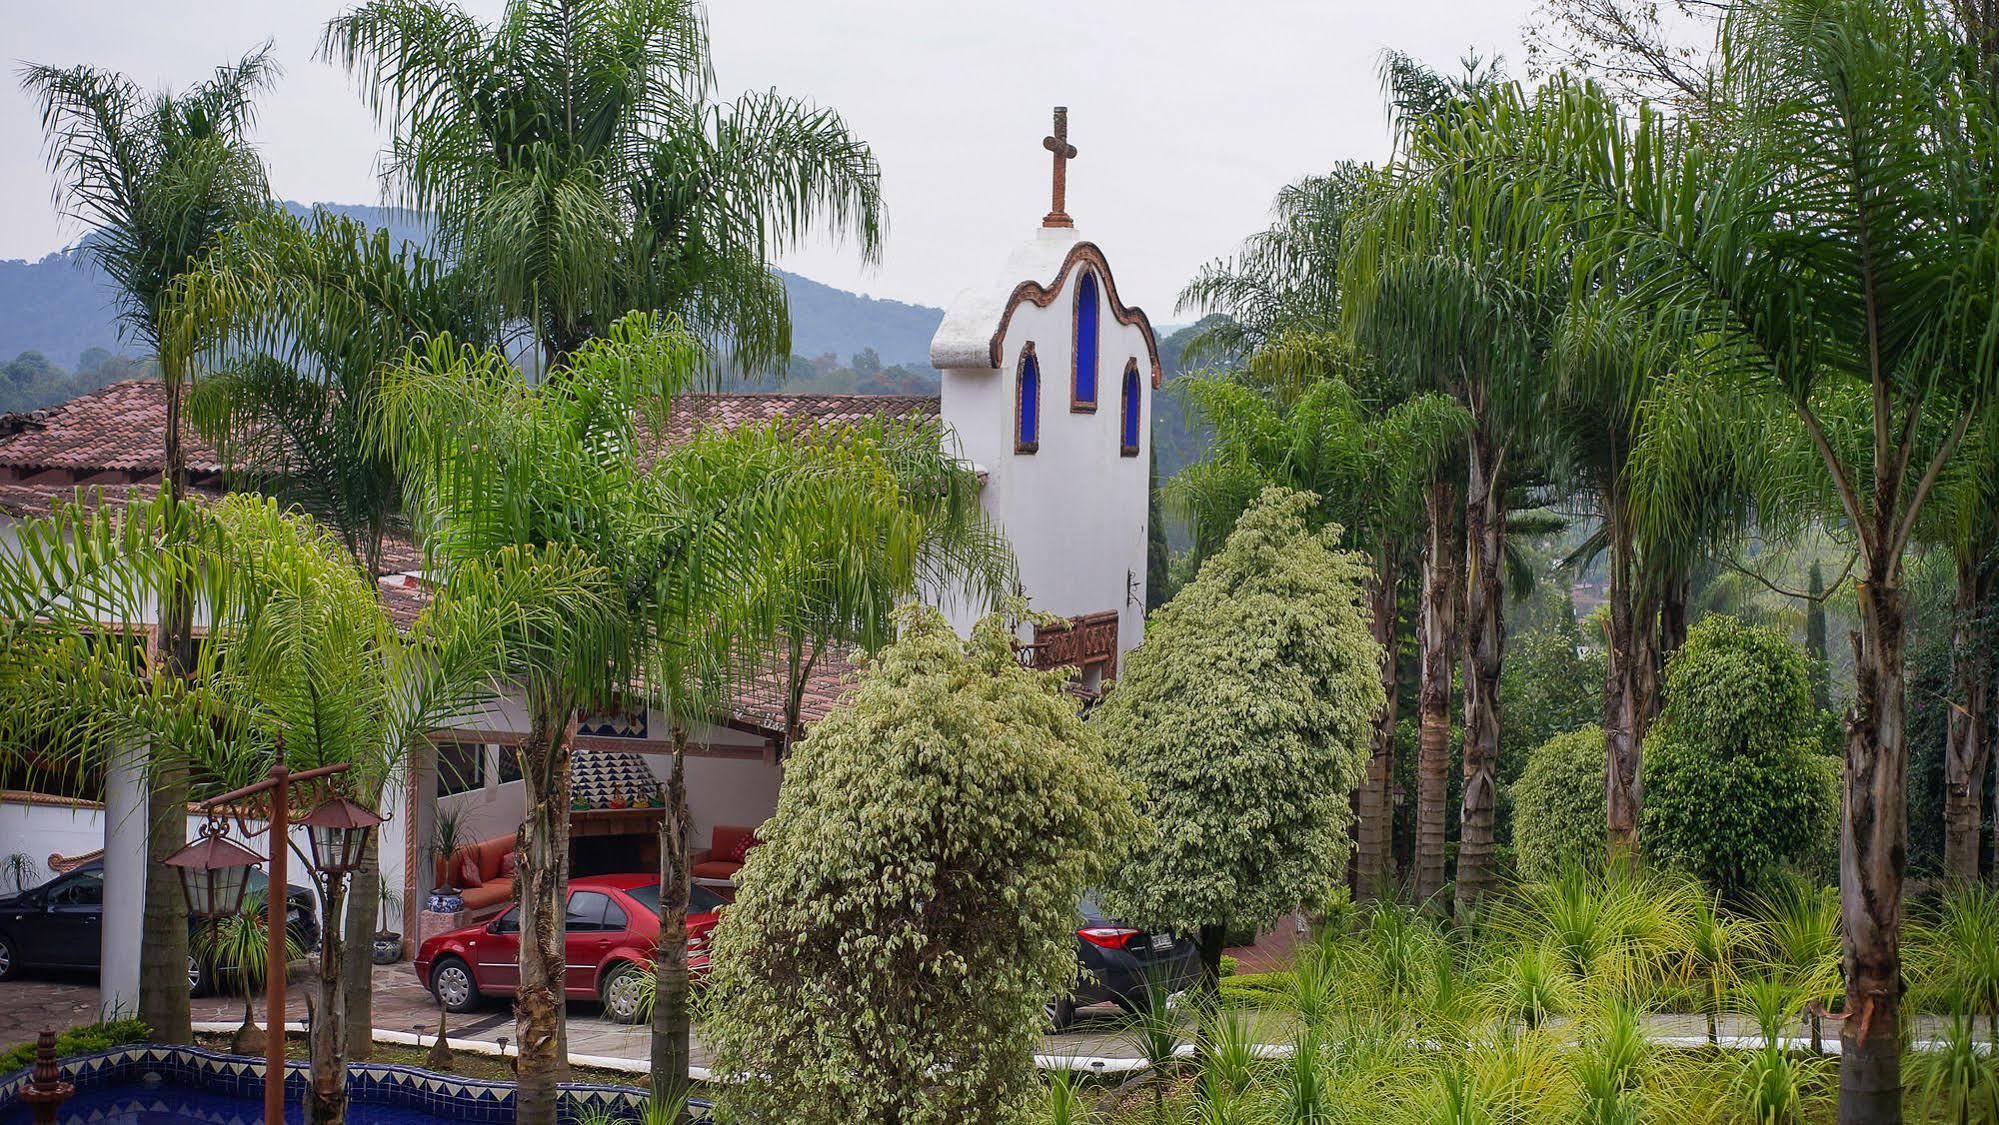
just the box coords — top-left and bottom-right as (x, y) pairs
(165, 821), (263, 919)
(301, 795), (383, 878)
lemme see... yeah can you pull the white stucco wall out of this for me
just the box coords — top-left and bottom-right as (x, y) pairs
(0, 795), (323, 881)
(937, 226), (1152, 659)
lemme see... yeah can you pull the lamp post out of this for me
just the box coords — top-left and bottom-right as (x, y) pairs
(163, 740), (378, 1125)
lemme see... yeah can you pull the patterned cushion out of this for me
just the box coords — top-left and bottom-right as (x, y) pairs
(727, 832), (757, 864)
(498, 851), (517, 879)
(459, 855), (485, 889)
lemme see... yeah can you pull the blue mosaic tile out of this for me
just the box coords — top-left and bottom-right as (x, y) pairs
(1, 1043), (711, 1122)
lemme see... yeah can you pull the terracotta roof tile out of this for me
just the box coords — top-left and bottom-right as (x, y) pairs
(657, 394), (939, 444)
(0, 381), (220, 475)
(727, 647), (864, 738)
(0, 481), (172, 518)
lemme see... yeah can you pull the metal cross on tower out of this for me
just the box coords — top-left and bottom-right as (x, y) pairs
(1042, 106), (1077, 229)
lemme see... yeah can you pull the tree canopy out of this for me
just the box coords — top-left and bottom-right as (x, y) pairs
(704, 605), (1133, 1125)
(1094, 487), (1382, 976)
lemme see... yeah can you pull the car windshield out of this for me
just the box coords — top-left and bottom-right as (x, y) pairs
(624, 883), (726, 916)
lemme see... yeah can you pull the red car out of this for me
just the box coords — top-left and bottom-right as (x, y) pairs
(414, 873), (726, 1024)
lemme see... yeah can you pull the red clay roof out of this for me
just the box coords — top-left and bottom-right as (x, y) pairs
(0, 381), (221, 476)
(726, 647), (864, 739)
(0, 385), (938, 478)
(0, 481), (171, 518)
(658, 394), (939, 443)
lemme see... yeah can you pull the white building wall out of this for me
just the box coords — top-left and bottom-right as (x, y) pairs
(938, 233), (1152, 659)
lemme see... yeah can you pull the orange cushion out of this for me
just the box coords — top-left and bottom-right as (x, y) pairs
(459, 880), (511, 911)
(690, 860), (741, 880)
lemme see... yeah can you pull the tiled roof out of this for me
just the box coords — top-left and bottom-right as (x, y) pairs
(657, 394), (939, 444)
(727, 647), (864, 738)
(0, 380), (221, 475)
(0, 480), (172, 518)
(0, 385), (939, 477)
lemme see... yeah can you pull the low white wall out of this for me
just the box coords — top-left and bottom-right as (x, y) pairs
(0, 793), (318, 889)
(666, 755), (782, 851)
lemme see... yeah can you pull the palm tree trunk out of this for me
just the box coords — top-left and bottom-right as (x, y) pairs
(310, 876), (350, 1125)
(650, 728), (693, 1118)
(1356, 547), (1400, 899)
(1943, 551), (1994, 881)
(514, 688), (576, 1125)
(1839, 574), (1909, 1125)
(142, 362), (193, 1045)
(341, 834), (378, 1060)
(1455, 428), (1506, 916)
(1415, 482), (1457, 906)
(1602, 494), (1658, 863)
(1807, 561), (1833, 712)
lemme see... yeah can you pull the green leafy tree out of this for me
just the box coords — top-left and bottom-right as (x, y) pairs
(0, 490), (514, 1125)
(704, 605), (1134, 1125)
(1641, 616), (1838, 901)
(1410, 3), (1999, 1105)
(1513, 726), (1609, 881)
(20, 47), (274, 1043)
(375, 312), (998, 1120)
(1095, 487), (1383, 985)
(175, 208), (497, 1055)
(322, 0), (882, 372)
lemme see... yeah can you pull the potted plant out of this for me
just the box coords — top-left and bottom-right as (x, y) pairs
(426, 806), (467, 914)
(2, 853), (40, 895)
(196, 891), (302, 1055)
(372, 882), (403, 964)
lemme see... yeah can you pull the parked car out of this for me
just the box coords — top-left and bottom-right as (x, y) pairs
(1046, 894), (1201, 1030)
(414, 873), (726, 1024)
(0, 860), (319, 995)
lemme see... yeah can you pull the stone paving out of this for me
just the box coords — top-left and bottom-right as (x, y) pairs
(0, 961), (1147, 1070)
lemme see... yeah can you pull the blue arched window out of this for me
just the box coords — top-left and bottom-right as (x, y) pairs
(1016, 345), (1041, 453)
(1073, 271), (1100, 411)
(1120, 360), (1141, 456)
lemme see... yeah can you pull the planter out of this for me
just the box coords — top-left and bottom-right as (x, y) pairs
(372, 933), (402, 965)
(426, 888), (463, 914)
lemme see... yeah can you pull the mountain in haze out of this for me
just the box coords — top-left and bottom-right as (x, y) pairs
(0, 200), (944, 376)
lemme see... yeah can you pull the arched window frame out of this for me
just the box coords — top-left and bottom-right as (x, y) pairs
(1119, 358), (1142, 457)
(1071, 270), (1100, 412)
(1015, 343), (1041, 454)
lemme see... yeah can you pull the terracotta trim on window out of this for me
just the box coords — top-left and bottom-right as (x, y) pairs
(981, 242), (1164, 388)
(1071, 271), (1100, 413)
(1015, 342), (1041, 454)
(1119, 358), (1142, 457)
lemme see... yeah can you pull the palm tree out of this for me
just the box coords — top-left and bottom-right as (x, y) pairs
(1168, 349), (1465, 896)
(1451, 2), (1999, 1111)
(374, 312), (1004, 1121)
(1341, 52), (1552, 912)
(180, 206), (493, 575)
(197, 891), (303, 1056)
(320, 0), (882, 373)
(1917, 419), (1999, 879)
(1179, 163), (1468, 898)
(0, 490), (518, 1125)
(20, 47), (275, 1044)
(175, 207), (497, 1056)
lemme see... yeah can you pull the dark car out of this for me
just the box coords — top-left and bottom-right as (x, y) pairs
(0, 860), (319, 995)
(1047, 894), (1201, 1030)
(414, 874), (727, 1025)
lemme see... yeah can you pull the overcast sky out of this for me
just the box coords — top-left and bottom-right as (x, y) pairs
(3, 1), (1541, 320)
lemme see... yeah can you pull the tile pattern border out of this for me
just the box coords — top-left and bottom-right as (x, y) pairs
(0, 1044), (710, 1122)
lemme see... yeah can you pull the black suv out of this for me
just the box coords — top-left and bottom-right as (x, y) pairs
(0, 860), (319, 994)
(1047, 894), (1201, 1030)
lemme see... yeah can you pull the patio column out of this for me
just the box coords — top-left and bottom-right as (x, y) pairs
(99, 741), (147, 1020)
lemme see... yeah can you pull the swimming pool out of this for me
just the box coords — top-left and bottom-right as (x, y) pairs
(0, 1081), (455, 1125)
(0, 1045), (673, 1124)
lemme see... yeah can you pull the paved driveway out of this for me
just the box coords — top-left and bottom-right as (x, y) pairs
(0, 963), (1150, 1069)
